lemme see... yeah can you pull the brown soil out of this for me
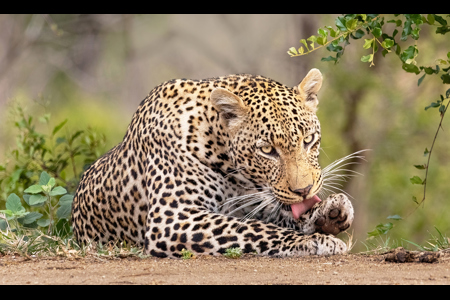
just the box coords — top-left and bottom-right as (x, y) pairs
(1, 248), (450, 285)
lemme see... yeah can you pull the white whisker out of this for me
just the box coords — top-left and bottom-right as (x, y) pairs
(240, 197), (277, 224)
(218, 190), (272, 209)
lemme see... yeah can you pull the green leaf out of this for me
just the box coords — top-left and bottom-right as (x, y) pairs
(19, 212), (43, 224)
(300, 39), (309, 50)
(351, 29), (365, 39)
(307, 35), (317, 49)
(49, 186), (67, 196)
(425, 102), (440, 110)
(387, 215), (403, 221)
(288, 47), (298, 56)
(363, 39), (373, 49)
(56, 137), (67, 145)
(317, 36), (327, 46)
(59, 194), (74, 205)
(0, 209), (13, 217)
(410, 176), (423, 185)
(326, 43), (343, 53)
(69, 130), (84, 143)
(372, 27), (382, 38)
(392, 29), (399, 38)
(411, 27), (421, 40)
(56, 203), (72, 219)
(400, 45), (418, 63)
(361, 54), (373, 63)
(424, 148), (429, 156)
(418, 74), (426, 86)
(37, 218), (51, 227)
(401, 20), (412, 41)
(345, 19), (357, 30)
(6, 193), (24, 213)
(381, 38), (394, 49)
(427, 14), (435, 25)
(441, 74), (450, 84)
(39, 171), (51, 185)
(412, 196), (419, 204)
(321, 56), (337, 62)
(52, 119), (68, 136)
(48, 177), (56, 188)
(38, 113), (51, 124)
(0, 219), (7, 231)
(423, 67), (435, 75)
(326, 26), (338, 38)
(335, 17), (347, 32)
(433, 14), (448, 26)
(24, 184), (43, 194)
(414, 164), (426, 170)
(318, 28), (328, 37)
(29, 194), (48, 206)
(436, 26), (450, 35)
(367, 222), (393, 237)
(446, 88), (450, 99)
(402, 63), (420, 74)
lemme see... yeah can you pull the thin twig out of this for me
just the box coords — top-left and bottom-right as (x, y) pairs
(420, 98), (450, 206)
(406, 97), (450, 219)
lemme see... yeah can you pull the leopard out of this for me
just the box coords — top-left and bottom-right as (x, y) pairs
(72, 68), (356, 258)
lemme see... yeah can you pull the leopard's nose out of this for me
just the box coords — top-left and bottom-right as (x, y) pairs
(292, 185), (312, 198)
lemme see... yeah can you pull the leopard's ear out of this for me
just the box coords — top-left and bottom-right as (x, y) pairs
(296, 68), (323, 112)
(210, 87), (248, 128)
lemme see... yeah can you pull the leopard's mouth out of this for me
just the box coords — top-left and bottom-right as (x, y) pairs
(281, 195), (321, 219)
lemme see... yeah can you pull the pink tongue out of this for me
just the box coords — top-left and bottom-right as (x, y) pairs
(291, 195), (321, 219)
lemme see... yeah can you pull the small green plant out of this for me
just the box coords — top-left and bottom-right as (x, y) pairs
(362, 215), (403, 254)
(0, 105), (106, 200)
(403, 227), (450, 252)
(21, 171), (73, 236)
(181, 248), (195, 260)
(0, 171), (74, 255)
(223, 247), (243, 259)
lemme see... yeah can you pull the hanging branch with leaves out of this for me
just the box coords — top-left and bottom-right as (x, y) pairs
(288, 14), (450, 210)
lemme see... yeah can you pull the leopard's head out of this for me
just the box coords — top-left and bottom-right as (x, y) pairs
(211, 69), (324, 219)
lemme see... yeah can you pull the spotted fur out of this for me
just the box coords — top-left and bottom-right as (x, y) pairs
(72, 69), (353, 258)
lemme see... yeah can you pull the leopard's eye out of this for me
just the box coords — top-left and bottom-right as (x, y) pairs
(304, 134), (314, 145)
(261, 145), (274, 154)
(260, 145), (278, 157)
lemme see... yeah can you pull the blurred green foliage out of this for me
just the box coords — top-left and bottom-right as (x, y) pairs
(0, 104), (108, 200)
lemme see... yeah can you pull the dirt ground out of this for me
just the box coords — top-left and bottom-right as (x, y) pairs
(1, 249), (450, 285)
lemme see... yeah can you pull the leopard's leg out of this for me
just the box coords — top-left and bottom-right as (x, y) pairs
(295, 193), (354, 235)
(144, 207), (347, 258)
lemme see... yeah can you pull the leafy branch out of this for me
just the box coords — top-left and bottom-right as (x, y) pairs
(288, 14), (450, 211)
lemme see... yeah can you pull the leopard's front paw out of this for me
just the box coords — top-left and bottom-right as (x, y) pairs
(314, 193), (354, 236)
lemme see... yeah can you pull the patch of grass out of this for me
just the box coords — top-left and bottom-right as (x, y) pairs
(181, 248), (195, 260)
(403, 227), (450, 252)
(360, 236), (403, 255)
(223, 247), (243, 259)
(92, 241), (150, 259)
(359, 215), (404, 254)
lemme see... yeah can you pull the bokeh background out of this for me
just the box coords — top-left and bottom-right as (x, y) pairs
(1, 14), (449, 252)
